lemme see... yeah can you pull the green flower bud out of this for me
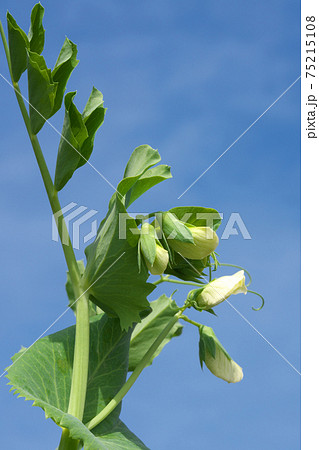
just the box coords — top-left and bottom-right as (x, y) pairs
(169, 226), (218, 260)
(196, 270), (247, 309)
(144, 243), (169, 275)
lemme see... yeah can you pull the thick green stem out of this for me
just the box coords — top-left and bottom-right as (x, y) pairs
(58, 428), (79, 450)
(86, 309), (185, 431)
(0, 16), (90, 444)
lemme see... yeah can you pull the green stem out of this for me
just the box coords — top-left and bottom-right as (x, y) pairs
(219, 263), (252, 286)
(0, 16), (90, 443)
(86, 308), (185, 431)
(247, 290), (265, 311)
(180, 315), (202, 328)
(153, 275), (204, 287)
(58, 428), (79, 450)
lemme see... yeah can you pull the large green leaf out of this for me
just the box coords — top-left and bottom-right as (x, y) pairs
(54, 89), (106, 191)
(168, 206), (222, 231)
(84, 196), (154, 331)
(7, 314), (148, 449)
(129, 295), (183, 371)
(28, 2), (45, 54)
(51, 37), (79, 115)
(27, 50), (57, 134)
(7, 12), (29, 82)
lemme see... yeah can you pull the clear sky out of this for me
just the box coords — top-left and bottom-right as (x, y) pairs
(0, 1), (300, 449)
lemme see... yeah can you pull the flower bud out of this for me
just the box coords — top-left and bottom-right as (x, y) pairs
(199, 325), (243, 383)
(169, 226), (218, 260)
(144, 244), (169, 275)
(205, 346), (243, 383)
(196, 270), (247, 309)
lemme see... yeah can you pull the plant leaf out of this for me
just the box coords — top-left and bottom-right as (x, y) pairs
(128, 295), (183, 371)
(6, 315), (148, 449)
(84, 196), (154, 330)
(7, 12), (29, 82)
(54, 92), (88, 189)
(168, 206), (222, 231)
(28, 3), (45, 54)
(27, 50), (57, 134)
(164, 252), (208, 282)
(124, 145), (161, 179)
(77, 87), (106, 169)
(125, 164), (172, 207)
(117, 145), (161, 198)
(54, 89), (106, 191)
(51, 37), (79, 115)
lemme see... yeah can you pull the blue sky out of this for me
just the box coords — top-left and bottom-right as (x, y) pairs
(0, 1), (300, 449)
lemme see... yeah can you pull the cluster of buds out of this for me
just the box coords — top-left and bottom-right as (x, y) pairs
(139, 211), (219, 276)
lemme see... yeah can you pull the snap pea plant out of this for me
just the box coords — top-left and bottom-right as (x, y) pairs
(0, 4), (264, 449)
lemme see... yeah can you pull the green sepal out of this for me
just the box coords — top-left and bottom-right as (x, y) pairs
(128, 295), (183, 371)
(168, 206), (222, 231)
(161, 212), (194, 243)
(187, 286), (205, 306)
(27, 49), (57, 134)
(139, 224), (157, 266)
(199, 325), (232, 367)
(54, 88), (106, 190)
(28, 3), (45, 54)
(51, 37), (79, 115)
(7, 12), (29, 82)
(6, 315), (148, 449)
(199, 325), (216, 368)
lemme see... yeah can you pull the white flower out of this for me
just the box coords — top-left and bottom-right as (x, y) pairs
(196, 270), (247, 308)
(169, 226), (219, 260)
(205, 347), (243, 383)
(145, 244), (169, 275)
